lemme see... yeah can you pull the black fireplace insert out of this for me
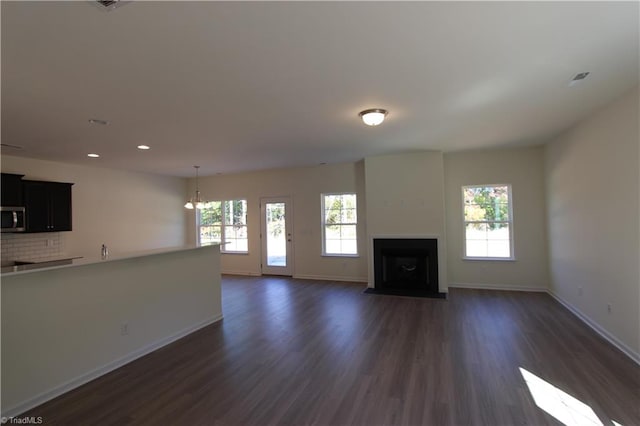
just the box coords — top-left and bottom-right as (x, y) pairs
(368, 238), (445, 298)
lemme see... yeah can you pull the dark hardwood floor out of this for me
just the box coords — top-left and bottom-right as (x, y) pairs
(21, 276), (640, 425)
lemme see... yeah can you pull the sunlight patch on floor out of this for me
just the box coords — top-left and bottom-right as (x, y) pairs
(519, 367), (609, 426)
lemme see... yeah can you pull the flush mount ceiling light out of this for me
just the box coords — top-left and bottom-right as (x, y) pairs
(184, 165), (206, 210)
(92, 0), (131, 12)
(137, 145), (150, 150)
(87, 153), (100, 158)
(359, 109), (388, 126)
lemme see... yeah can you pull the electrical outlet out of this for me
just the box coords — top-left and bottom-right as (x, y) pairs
(607, 304), (612, 314)
(46, 239), (54, 247)
(121, 322), (129, 336)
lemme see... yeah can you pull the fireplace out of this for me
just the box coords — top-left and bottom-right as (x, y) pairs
(368, 238), (444, 298)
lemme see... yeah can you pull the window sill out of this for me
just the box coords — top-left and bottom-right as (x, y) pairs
(321, 254), (360, 258)
(463, 256), (516, 262)
(200, 241), (248, 255)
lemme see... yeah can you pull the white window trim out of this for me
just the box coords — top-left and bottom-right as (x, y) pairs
(461, 184), (515, 261)
(197, 199), (249, 254)
(321, 192), (358, 257)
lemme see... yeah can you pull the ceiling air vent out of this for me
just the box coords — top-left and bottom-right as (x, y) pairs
(569, 72), (590, 87)
(0, 143), (24, 150)
(92, 0), (130, 11)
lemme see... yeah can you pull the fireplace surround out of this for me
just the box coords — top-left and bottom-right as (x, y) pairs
(366, 238), (445, 298)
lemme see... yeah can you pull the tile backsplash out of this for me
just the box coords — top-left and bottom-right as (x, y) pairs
(1, 232), (64, 262)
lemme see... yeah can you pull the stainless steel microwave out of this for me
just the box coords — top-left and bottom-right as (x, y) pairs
(1, 206), (26, 232)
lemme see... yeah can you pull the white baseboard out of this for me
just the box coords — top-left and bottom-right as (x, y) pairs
(448, 282), (548, 292)
(221, 270), (261, 276)
(293, 274), (368, 283)
(3, 314), (223, 418)
(547, 291), (640, 366)
(221, 271), (366, 283)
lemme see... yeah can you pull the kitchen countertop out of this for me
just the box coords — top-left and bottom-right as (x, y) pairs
(1, 244), (218, 277)
(1, 257), (83, 273)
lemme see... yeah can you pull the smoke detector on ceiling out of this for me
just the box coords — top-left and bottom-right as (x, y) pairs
(92, 0), (130, 11)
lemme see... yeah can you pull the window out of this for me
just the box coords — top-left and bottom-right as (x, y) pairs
(463, 185), (513, 259)
(322, 193), (357, 256)
(198, 200), (248, 253)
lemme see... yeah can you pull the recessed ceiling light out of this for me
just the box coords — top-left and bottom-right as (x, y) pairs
(359, 109), (388, 126)
(88, 119), (109, 125)
(87, 153), (100, 158)
(137, 145), (150, 150)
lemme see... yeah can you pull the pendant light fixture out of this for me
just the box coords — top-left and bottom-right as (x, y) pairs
(184, 165), (206, 210)
(359, 108), (388, 126)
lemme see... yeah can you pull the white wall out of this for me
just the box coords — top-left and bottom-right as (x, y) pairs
(444, 146), (549, 291)
(188, 162), (368, 282)
(364, 151), (447, 290)
(1, 155), (188, 258)
(1, 245), (222, 416)
(545, 86), (639, 360)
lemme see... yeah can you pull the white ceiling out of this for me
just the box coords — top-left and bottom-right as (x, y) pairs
(1, 1), (638, 177)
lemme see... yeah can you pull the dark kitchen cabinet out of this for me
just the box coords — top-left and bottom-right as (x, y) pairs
(1, 173), (25, 206)
(22, 180), (73, 232)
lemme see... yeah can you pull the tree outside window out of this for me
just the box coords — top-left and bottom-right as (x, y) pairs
(463, 185), (513, 259)
(322, 193), (357, 256)
(198, 200), (248, 253)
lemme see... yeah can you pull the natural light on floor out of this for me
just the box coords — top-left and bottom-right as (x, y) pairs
(519, 367), (623, 426)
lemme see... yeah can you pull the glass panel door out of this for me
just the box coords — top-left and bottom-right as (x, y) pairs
(261, 197), (293, 276)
